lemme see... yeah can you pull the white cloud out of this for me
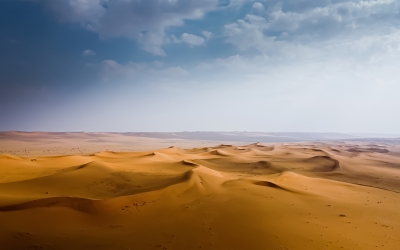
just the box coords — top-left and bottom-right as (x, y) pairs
(262, 0), (399, 41)
(224, 15), (269, 51)
(252, 2), (265, 12)
(223, 14), (311, 58)
(181, 33), (205, 46)
(202, 30), (212, 41)
(223, 0), (400, 62)
(82, 49), (96, 56)
(137, 32), (167, 56)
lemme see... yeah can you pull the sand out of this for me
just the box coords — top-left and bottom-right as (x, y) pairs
(1, 133), (400, 249)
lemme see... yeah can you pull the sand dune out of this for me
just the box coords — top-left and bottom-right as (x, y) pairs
(1, 140), (400, 249)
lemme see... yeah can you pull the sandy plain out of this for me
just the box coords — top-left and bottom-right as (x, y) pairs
(1, 132), (400, 249)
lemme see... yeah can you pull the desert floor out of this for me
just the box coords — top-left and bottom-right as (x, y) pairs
(1, 132), (400, 249)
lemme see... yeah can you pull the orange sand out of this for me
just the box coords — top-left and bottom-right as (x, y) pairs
(1, 133), (400, 249)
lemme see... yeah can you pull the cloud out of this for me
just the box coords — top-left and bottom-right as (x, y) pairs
(202, 30), (213, 41)
(223, 14), (311, 59)
(224, 14), (270, 52)
(254, 0), (399, 42)
(171, 32), (209, 45)
(82, 49), (96, 56)
(40, 0), (218, 56)
(252, 2), (265, 12)
(181, 33), (205, 46)
(41, 0), (106, 28)
(223, 0), (400, 62)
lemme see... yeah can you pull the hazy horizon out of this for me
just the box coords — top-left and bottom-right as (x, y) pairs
(2, 131), (400, 143)
(2, 0), (400, 133)
(2, 130), (400, 135)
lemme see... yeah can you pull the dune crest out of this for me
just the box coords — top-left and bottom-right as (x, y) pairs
(0, 154), (22, 160)
(0, 196), (103, 213)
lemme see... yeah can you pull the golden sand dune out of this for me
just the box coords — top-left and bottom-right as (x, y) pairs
(1, 142), (400, 249)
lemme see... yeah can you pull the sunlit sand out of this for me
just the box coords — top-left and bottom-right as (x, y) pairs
(1, 132), (400, 249)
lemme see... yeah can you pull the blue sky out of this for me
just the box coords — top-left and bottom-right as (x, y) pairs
(1, 0), (400, 133)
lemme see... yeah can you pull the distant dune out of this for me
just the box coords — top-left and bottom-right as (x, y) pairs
(1, 130), (390, 142)
(1, 131), (399, 157)
(1, 137), (400, 249)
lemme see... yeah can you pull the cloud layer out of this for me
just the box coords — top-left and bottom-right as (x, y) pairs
(41, 0), (218, 55)
(40, 0), (400, 60)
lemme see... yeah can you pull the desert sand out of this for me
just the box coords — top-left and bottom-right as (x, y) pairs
(1, 132), (400, 249)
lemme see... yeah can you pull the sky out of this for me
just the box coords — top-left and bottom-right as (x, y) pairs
(1, 0), (400, 133)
